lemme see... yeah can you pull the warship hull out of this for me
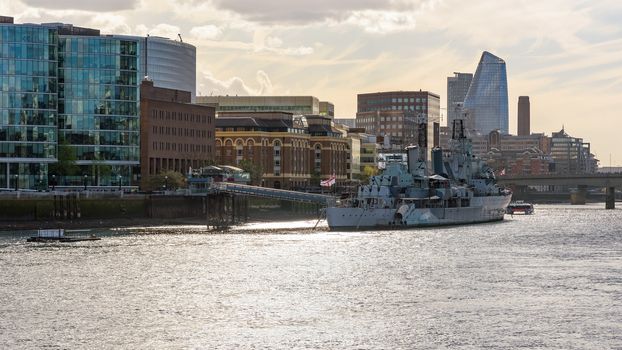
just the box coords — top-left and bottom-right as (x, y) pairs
(326, 195), (512, 230)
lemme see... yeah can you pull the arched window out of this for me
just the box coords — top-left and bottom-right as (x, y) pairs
(247, 139), (254, 158)
(225, 139), (233, 157)
(235, 139), (244, 165)
(273, 140), (282, 176)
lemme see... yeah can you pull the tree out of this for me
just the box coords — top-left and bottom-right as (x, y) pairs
(310, 170), (321, 187)
(238, 159), (263, 185)
(143, 170), (187, 192)
(49, 140), (79, 177)
(91, 156), (112, 186)
(358, 165), (379, 184)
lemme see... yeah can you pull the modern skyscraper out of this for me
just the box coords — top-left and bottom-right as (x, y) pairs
(517, 96), (530, 136)
(446, 72), (472, 128)
(463, 51), (509, 135)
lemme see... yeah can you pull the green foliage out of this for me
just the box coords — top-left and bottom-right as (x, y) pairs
(143, 170), (187, 192)
(49, 140), (79, 176)
(358, 165), (379, 184)
(238, 159), (263, 185)
(310, 170), (321, 186)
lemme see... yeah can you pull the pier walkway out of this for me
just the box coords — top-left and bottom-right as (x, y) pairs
(210, 182), (337, 207)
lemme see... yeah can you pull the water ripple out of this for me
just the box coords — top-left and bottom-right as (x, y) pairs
(1, 204), (621, 349)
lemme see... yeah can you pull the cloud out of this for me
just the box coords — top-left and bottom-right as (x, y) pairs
(190, 24), (223, 40)
(265, 36), (283, 48)
(19, 0), (138, 12)
(198, 70), (274, 96)
(135, 23), (180, 39)
(90, 13), (132, 34)
(252, 31), (314, 56)
(343, 10), (417, 34)
(209, 0), (432, 26)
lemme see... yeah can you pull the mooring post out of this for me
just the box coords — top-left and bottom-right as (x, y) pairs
(606, 186), (615, 209)
(244, 196), (249, 222)
(205, 193), (211, 230)
(231, 194), (236, 225)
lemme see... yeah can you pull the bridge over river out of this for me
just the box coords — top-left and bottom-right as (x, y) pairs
(497, 173), (622, 209)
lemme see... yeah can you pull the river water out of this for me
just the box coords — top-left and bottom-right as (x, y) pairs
(1, 204), (621, 349)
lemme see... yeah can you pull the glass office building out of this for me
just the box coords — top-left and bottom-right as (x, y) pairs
(57, 35), (141, 187)
(142, 36), (196, 102)
(0, 23), (58, 189)
(0, 17), (197, 189)
(463, 51), (509, 135)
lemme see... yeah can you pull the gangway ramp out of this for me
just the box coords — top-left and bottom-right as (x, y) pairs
(211, 182), (337, 206)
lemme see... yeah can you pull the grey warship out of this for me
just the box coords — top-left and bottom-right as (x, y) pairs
(326, 118), (512, 230)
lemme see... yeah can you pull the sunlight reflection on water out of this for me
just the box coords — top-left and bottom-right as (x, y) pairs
(1, 204), (621, 349)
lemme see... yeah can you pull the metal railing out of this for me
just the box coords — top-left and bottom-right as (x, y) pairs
(211, 182), (337, 206)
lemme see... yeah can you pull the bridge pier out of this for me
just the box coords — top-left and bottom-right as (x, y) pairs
(606, 187), (615, 209)
(570, 185), (587, 205)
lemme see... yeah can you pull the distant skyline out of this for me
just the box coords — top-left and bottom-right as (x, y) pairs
(1, 0), (621, 165)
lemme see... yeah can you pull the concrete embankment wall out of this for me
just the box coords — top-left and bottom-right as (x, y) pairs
(0, 194), (203, 222)
(0, 193), (320, 223)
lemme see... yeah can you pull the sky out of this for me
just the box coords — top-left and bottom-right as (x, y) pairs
(2, 0), (621, 165)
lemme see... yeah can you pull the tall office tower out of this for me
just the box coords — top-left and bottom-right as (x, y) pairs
(446, 72), (472, 128)
(517, 96), (530, 136)
(463, 51), (509, 135)
(0, 20), (59, 189)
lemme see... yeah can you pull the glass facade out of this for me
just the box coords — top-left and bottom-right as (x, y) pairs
(1, 19), (202, 189)
(446, 72), (472, 129)
(57, 36), (141, 186)
(463, 51), (509, 135)
(142, 36), (196, 102)
(0, 24), (58, 189)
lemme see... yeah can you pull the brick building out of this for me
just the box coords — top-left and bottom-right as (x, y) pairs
(356, 91), (440, 162)
(215, 112), (349, 189)
(140, 80), (215, 188)
(306, 115), (349, 184)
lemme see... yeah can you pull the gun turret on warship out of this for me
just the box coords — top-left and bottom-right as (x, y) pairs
(325, 118), (512, 230)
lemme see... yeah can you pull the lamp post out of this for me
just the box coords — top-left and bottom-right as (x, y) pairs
(118, 175), (122, 191)
(14, 174), (18, 191)
(83, 174), (87, 191)
(51, 174), (56, 191)
(164, 175), (168, 191)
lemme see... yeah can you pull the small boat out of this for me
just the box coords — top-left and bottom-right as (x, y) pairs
(506, 201), (534, 215)
(26, 229), (101, 243)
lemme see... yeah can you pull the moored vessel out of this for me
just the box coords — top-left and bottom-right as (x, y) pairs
(506, 201), (534, 215)
(26, 229), (101, 243)
(326, 118), (512, 230)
